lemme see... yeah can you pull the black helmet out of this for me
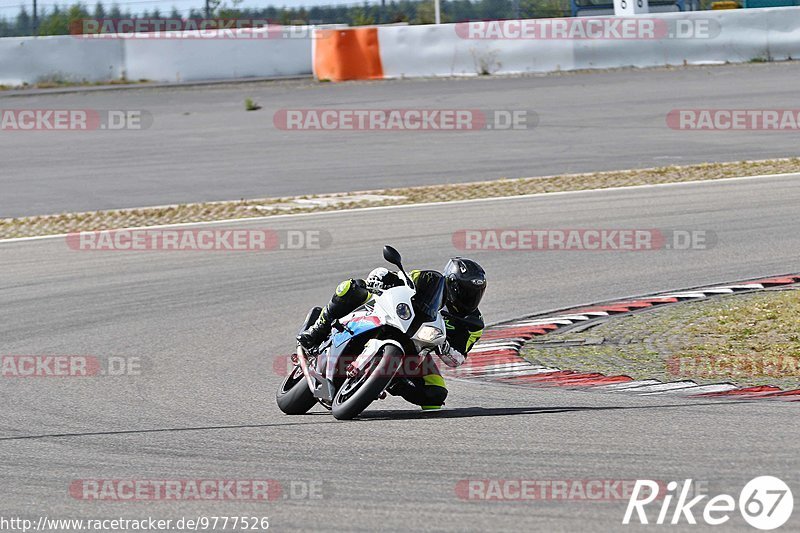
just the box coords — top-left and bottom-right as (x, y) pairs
(443, 257), (486, 315)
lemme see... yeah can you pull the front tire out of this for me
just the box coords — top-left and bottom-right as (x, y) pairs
(276, 364), (317, 415)
(331, 345), (404, 420)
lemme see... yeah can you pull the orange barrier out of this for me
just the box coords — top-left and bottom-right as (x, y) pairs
(313, 28), (383, 82)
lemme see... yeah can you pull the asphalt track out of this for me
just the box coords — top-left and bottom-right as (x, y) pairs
(2, 175), (799, 531)
(3, 61), (800, 218)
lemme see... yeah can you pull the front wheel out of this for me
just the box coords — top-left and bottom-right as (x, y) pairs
(276, 364), (317, 415)
(331, 344), (404, 420)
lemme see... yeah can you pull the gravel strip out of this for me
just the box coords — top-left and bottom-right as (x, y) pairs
(3, 158), (800, 240)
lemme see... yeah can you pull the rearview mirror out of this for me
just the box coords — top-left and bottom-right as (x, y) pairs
(382, 245), (403, 269)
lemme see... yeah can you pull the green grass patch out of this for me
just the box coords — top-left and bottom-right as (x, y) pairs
(521, 289), (800, 389)
(0, 78), (152, 91)
(245, 98), (262, 111)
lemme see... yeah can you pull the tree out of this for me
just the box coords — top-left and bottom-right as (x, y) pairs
(16, 7), (31, 35)
(351, 8), (375, 25)
(0, 0), (577, 38)
(520, 0), (568, 17)
(93, 2), (106, 19)
(414, 1), (435, 23)
(217, 0), (245, 19)
(391, 11), (409, 22)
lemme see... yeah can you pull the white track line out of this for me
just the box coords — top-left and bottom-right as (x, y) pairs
(3, 171), (799, 245)
(659, 292), (709, 299)
(711, 284), (766, 290)
(509, 318), (576, 325)
(471, 342), (524, 351)
(469, 347), (521, 355)
(503, 319), (574, 327)
(592, 379), (663, 391)
(622, 381), (701, 394)
(695, 288), (735, 294)
(473, 368), (562, 379)
(671, 383), (739, 395)
(457, 362), (534, 373)
(476, 337), (526, 344)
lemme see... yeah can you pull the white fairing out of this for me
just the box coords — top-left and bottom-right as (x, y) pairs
(339, 284), (447, 352)
(372, 285), (416, 332)
(374, 285), (447, 351)
(307, 278), (448, 398)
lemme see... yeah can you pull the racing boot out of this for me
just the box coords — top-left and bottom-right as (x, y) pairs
(297, 279), (371, 352)
(386, 377), (415, 397)
(297, 307), (332, 352)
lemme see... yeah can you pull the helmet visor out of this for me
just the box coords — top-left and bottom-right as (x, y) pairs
(452, 279), (485, 314)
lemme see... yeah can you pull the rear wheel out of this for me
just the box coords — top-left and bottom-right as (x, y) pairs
(331, 344), (404, 420)
(276, 364), (317, 415)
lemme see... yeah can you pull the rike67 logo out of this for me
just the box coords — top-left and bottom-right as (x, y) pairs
(623, 477), (793, 530)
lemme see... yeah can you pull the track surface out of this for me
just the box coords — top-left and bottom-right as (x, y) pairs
(3, 62), (800, 218)
(2, 176), (799, 531)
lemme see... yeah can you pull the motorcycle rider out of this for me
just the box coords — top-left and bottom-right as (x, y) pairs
(297, 258), (486, 410)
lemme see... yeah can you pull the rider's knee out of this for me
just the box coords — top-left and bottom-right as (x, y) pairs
(333, 279), (369, 305)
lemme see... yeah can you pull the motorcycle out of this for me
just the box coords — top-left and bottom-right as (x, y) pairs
(276, 245), (448, 420)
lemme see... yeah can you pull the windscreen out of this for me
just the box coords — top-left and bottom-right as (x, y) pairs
(411, 270), (445, 322)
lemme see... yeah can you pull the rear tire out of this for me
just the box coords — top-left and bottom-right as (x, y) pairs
(276, 364), (317, 415)
(331, 345), (404, 420)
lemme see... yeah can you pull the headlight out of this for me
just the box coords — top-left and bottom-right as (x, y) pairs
(396, 303), (412, 320)
(416, 325), (444, 342)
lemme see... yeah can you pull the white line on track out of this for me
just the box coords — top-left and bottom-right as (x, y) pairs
(2, 171), (799, 245)
(620, 381), (702, 394)
(468, 368), (562, 379)
(591, 379), (663, 390)
(456, 363), (536, 374)
(665, 383), (739, 395)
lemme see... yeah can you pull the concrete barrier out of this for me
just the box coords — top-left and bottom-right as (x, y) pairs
(313, 7), (800, 81)
(3, 9), (799, 86)
(124, 26), (313, 82)
(0, 35), (123, 85)
(0, 27), (313, 86)
(378, 22), (575, 77)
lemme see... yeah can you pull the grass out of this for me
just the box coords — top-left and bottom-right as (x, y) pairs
(683, 290), (800, 361)
(245, 98), (262, 111)
(0, 78), (152, 91)
(2, 157), (800, 239)
(521, 289), (800, 389)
